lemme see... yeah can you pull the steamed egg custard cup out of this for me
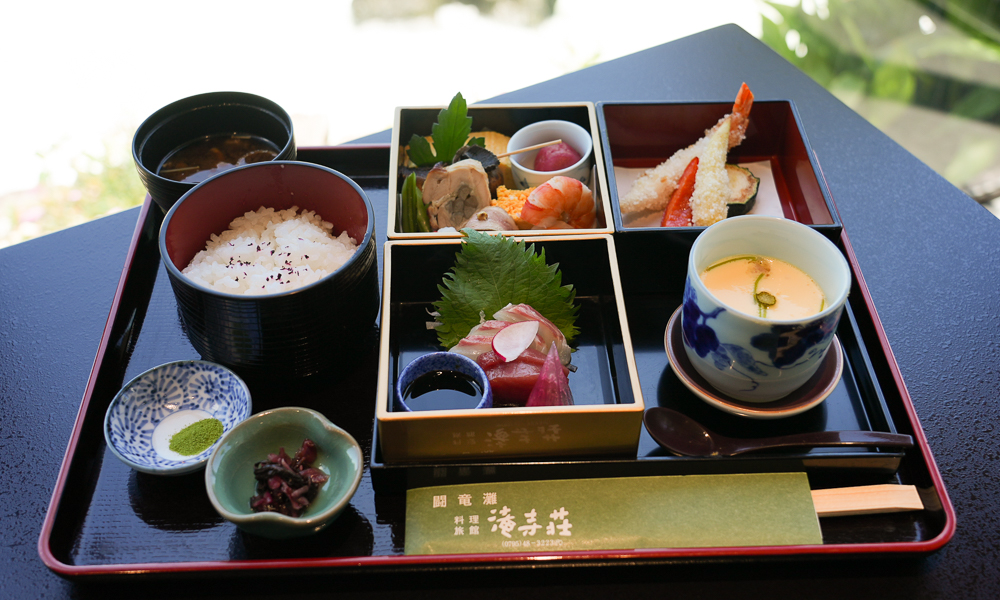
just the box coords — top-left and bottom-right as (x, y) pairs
(681, 215), (851, 403)
(104, 360), (252, 475)
(205, 407), (363, 540)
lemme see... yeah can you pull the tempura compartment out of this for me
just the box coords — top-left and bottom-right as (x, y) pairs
(598, 100), (841, 239)
(389, 102), (613, 239)
(374, 234), (644, 462)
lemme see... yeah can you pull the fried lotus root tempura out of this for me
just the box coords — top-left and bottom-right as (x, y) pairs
(619, 83), (754, 217)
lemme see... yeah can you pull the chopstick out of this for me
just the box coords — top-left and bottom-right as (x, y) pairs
(496, 139), (562, 159)
(811, 484), (923, 517)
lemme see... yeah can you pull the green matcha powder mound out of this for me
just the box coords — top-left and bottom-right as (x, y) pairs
(170, 418), (224, 456)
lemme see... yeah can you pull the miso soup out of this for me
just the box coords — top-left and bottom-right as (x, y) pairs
(701, 255), (825, 319)
(158, 133), (279, 183)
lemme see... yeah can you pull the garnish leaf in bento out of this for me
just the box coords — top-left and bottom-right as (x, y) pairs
(434, 229), (578, 350)
(407, 92), (485, 167)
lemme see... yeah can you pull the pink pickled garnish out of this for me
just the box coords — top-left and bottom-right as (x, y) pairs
(534, 142), (582, 172)
(526, 344), (574, 406)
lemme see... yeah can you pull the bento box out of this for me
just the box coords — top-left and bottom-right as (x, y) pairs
(374, 234), (644, 462)
(388, 101), (613, 239)
(598, 99), (841, 241)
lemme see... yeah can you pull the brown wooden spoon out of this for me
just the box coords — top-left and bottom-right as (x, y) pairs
(643, 407), (914, 457)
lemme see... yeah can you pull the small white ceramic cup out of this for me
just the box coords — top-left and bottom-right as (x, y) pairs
(507, 120), (593, 189)
(681, 216), (851, 402)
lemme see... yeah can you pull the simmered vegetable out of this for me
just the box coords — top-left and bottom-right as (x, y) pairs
(400, 172), (431, 233)
(725, 164), (760, 216)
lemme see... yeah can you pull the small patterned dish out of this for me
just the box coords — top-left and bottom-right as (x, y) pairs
(205, 407), (363, 539)
(104, 360), (252, 475)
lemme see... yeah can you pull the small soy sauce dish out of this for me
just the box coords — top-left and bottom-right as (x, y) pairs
(394, 352), (493, 412)
(104, 360), (252, 476)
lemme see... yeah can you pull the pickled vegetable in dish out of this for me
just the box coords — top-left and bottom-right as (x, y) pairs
(158, 134), (279, 183)
(534, 142), (582, 172)
(249, 439), (328, 518)
(701, 255), (825, 319)
(526, 344), (574, 407)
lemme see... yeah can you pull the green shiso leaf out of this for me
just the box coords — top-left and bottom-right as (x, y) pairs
(433, 230), (579, 350)
(407, 92), (483, 167)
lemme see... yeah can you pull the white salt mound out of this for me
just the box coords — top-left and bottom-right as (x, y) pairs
(183, 206), (358, 295)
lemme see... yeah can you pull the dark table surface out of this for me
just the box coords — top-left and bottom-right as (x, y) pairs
(3, 24), (998, 599)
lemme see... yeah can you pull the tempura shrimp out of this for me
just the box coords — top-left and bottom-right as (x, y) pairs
(520, 176), (596, 229)
(619, 82), (755, 215)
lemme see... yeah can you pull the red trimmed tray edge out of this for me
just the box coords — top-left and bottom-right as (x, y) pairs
(816, 154), (955, 553)
(38, 196), (156, 576)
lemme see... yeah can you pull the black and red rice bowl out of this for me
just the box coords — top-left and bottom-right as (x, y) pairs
(159, 161), (379, 378)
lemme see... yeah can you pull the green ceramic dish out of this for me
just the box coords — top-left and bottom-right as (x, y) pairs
(204, 407), (362, 539)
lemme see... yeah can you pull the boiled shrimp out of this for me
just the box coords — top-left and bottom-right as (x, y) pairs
(619, 82), (755, 216)
(520, 176), (596, 230)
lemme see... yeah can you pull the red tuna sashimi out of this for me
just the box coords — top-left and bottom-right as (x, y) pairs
(493, 303), (571, 365)
(478, 347), (570, 406)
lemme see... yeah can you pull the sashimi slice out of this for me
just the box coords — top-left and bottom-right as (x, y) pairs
(493, 303), (572, 366)
(477, 348), (549, 406)
(449, 320), (512, 361)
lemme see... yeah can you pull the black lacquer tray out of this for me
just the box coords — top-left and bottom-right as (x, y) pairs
(39, 145), (954, 579)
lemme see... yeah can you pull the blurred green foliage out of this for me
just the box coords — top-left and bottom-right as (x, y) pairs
(759, 0), (1000, 202)
(760, 0), (1000, 118)
(0, 141), (145, 248)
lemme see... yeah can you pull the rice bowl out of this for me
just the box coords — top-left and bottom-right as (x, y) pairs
(159, 160), (379, 378)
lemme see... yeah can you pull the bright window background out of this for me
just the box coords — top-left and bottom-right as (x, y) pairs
(2, 0), (998, 248)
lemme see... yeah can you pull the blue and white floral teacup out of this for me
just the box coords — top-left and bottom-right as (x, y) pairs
(681, 216), (851, 402)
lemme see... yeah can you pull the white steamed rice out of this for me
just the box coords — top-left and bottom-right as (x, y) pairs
(183, 206), (358, 295)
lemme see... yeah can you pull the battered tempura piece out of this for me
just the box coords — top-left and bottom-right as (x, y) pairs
(690, 120), (731, 226)
(619, 83), (754, 216)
